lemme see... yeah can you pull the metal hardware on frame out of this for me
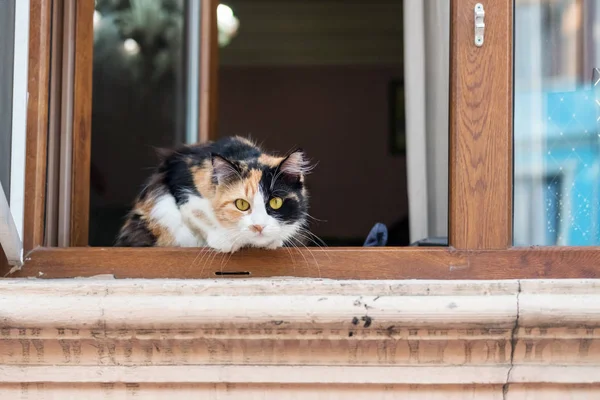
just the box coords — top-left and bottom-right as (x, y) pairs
(474, 3), (485, 47)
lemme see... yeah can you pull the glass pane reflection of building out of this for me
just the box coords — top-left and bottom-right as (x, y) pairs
(514, 0), (600, 246)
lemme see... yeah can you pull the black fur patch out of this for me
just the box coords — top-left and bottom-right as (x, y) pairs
(159, 149), (200, 205)
(115, 213), (157, 247)
(211, 136), (262, 160)
(259, 168), (306, 224)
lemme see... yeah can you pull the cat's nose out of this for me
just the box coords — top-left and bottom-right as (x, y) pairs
(249, 224), (265, 234)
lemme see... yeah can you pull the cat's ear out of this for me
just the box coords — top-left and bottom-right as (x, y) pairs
(278, 149), (311, 182)
(211, 154), (240, 184)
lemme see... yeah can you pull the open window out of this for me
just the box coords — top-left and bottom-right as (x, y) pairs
(0, 0), (29, 267)
(86, 0), (450, 250)
(1, 0), (596, 280)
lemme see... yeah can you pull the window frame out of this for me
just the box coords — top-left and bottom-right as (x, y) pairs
(23, 0), (51, 255)
(0, 0), (31, 267)
(4, 0), (597, 280)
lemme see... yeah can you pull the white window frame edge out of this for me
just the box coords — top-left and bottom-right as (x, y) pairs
(403, 0), (429, 243)
(0, 186), (21, 266)
(404, 0), (449, 242)
(0, 278), (598, 393)
(185, 0), (201, 144)
(1, 0), (29, 267)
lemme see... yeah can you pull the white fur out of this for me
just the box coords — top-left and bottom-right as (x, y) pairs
(150, 195), (204, 247)
(160, 190), (302, 252)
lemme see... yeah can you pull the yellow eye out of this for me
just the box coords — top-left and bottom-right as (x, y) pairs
(269, 197), (283, 210)
(235, 199), (250, 211)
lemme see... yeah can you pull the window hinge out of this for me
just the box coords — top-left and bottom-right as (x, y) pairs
(474, 3), (485, 47)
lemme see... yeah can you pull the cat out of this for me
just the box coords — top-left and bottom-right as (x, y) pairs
(115, 136), (312, 252)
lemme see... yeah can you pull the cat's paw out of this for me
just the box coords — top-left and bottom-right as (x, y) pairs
(265, 240), (283, 250)
(207, 233), (236, 253)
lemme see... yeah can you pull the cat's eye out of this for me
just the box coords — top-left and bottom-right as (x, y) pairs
(235, 199), (250, 211)
(269, 197), (283, 210)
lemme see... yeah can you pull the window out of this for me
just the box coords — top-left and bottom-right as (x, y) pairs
(514, 0), (600, 246)
(0, 0), (29, 267)
(88, 0), (450, 249)
(0, 0), (595, 280)
(90, 1), (192, 246)
(1, 2), (598, 397)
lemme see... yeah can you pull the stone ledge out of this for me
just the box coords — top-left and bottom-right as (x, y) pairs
(0, 279), (598, 389)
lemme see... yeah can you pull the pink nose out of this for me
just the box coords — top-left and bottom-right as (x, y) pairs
(249, 225), (264, 234)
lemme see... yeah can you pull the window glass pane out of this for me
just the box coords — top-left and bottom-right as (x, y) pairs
(514, 0), (600, 246)
(90, 0), (190, 245)
(0, 0), (15, 201)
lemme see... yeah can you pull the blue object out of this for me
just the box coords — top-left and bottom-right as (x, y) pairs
(363, 223), (388, 247)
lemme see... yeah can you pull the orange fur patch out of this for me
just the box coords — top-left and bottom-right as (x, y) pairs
(212, 169), (263, 227)
(187, 210), (211, 239)
(148, 220), (175, 246)
(258, 154), (284, 168)
(132, 198), (176, 246)
(191, 161), (215, 198)
(234, 136), (256, 147)
(246, 170), (262, 197)
(192, 210), (214, 228)
(135, 200), (152, 216)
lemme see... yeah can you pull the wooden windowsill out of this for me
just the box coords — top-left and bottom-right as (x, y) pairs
(4, 246), (600, 279)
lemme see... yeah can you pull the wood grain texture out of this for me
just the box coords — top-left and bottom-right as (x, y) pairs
(199, 0), (219, 142)
(57, 0), (75, 247)
(23, 0), (52, 252)
(69, 0), (94, 246)
(449, 0), (513, 249)
(0, 246), (9, 277)
(13, 247), (600, 279)
(44, 0), (66, 247)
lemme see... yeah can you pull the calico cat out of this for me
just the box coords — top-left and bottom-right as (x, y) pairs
(115, 136), (312, 252)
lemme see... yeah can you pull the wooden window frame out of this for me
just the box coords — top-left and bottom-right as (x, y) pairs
(3, 0), (599, 280)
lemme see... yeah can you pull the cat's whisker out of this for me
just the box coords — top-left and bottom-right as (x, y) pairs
(200, 247), (217, 271)
(288, 238), (309, 270)
(188, 246), (205, 271)
(220, 233), (244, 271)
(196, 245), (216, 272)
(270, 169), (285, 191)
(297, 230), (331, 261)
(282, 238), (297, 274)
(304, 212), (327, 223)
(294, 235), (330, 263)
(195, 246), (215, 278)
(297, 228), (328, 249)
(208, 248), (223, 272)
(205, 237), (231, 275)
(289, 236), (321, 278)
(209, 232), (239, 271)
(201, 238), (229, 271)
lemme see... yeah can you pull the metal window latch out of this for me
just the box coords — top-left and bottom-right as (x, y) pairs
(474, 3), (485, 47)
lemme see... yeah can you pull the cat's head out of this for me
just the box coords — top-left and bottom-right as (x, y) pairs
(207, 149), (311, 250)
